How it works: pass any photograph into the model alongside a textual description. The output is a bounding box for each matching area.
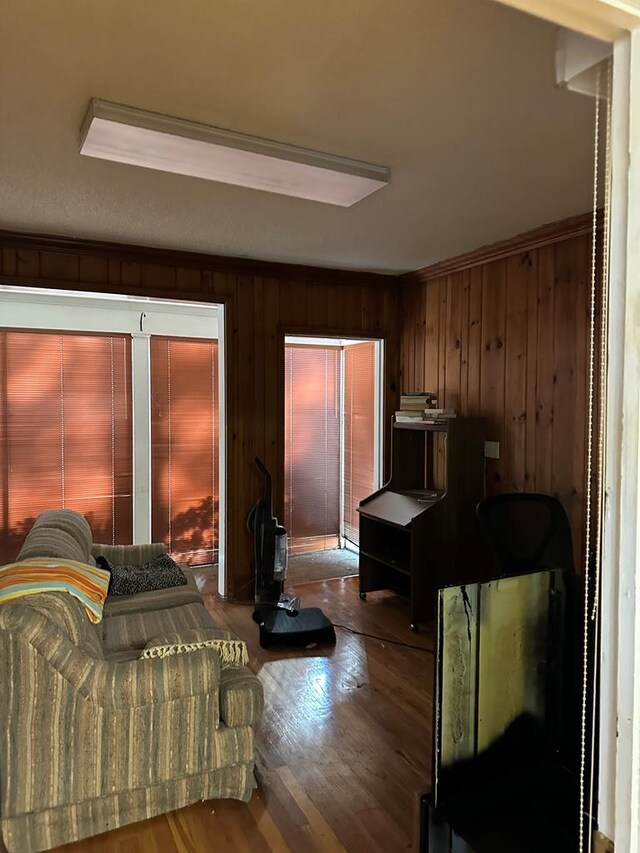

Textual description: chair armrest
[219,665,264,727]
[91,542,167,566]
[10,608,221,710]
[97,648,221,710]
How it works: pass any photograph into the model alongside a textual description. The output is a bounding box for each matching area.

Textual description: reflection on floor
[288,547,359,584]
[192,564,218,596]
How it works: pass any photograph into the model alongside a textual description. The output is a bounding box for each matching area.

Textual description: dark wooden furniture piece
[357,417,485,629]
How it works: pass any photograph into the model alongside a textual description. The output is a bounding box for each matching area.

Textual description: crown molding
[401,212,595,285]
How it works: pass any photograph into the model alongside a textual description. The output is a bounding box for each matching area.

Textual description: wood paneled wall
[0,234,400,600]
[400,220,591,567]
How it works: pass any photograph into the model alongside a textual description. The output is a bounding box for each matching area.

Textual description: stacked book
[395,392,457,424]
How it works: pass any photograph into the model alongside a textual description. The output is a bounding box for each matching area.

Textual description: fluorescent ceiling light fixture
[79,99,390,207]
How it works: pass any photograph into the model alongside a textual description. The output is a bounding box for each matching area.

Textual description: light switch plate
[484,441,500,459]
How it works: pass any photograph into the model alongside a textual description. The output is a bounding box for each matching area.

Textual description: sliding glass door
[0,330,133,562]
[151,337,219,566]
[0,289,223,576]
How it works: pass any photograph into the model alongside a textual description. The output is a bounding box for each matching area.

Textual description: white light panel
[79,99,390,207]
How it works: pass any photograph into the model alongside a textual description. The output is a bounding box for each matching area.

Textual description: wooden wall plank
[535,245,556,494]
[79,256,108,284]
[401,284,416,392]
[503,253,531,492]
[108,258,121,287]
[307,282,330,328]
[552,239,583,566]
[176,267,201,292]
[444,272,463,410]
[383,288,400,482]
[40,252,79,281]
[573,234,590,571]
[326,283,344,331]
[459,270,471,413]
[280,279,309,328]
[524,251,539,491]
[424,277,442,396]
[437,278,447,403]
[122,261,141,289]
[16,249,39,278]
[262,278,282,518]
[2,249,17,277]
[361,285,382,334]
[218,272,240,596]
[253,276,266,484]
[141,263,176,291]
[340,286,364,333]
[466,267,483,417]
[480,260,507,494]
[413,284,426,393]
[234,274,256,599]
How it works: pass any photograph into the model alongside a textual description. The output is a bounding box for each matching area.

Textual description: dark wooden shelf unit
[358,417,486,628]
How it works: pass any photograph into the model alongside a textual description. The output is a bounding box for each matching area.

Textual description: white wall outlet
[484,441,500,459]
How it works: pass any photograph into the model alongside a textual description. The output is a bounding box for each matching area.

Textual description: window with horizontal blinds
[343,341,376,546]
[0,330,133,563]
[284,345,341,553]
[151,337,219,566]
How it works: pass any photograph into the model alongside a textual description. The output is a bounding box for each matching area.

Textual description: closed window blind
[343,341,376,546]
[0,330,133,562]
[150,337,219,566]
[284,345,341,553]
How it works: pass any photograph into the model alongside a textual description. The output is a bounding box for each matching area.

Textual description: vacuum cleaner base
[256,607,337,649]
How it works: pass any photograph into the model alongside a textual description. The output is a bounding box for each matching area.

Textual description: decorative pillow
[108,553,187,596]
[139,637,249,668]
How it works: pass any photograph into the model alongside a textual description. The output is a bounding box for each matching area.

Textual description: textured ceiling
[0,0,594,273]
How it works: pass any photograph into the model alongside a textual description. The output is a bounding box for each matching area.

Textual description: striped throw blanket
[0,558,111,623]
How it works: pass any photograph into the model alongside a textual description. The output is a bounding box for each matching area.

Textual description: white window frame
[0,285,227,592]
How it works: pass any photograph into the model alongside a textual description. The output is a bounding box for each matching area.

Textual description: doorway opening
[284,335,383,584]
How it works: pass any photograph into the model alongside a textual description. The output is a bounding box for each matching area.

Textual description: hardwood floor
[51,578,434,853]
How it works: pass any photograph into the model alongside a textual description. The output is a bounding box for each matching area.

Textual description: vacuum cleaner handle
[254,457,273,516]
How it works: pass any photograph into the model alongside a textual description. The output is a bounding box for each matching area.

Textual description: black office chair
[475,491,581,786]
[476,493,575,576]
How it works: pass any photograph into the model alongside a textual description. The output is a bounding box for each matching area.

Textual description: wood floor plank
[276,767,348,853]
[246,791,292,853]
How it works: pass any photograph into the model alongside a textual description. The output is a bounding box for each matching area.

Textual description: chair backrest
[476,493,575,576]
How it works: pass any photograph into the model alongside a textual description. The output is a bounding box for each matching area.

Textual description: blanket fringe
[141,638,249,667]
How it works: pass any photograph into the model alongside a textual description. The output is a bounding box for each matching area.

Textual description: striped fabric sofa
[0,510,264,853]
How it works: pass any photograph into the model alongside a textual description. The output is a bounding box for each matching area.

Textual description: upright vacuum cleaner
[247,457,336,650]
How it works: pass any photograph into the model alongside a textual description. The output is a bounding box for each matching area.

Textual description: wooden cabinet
[358,417,486,628]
